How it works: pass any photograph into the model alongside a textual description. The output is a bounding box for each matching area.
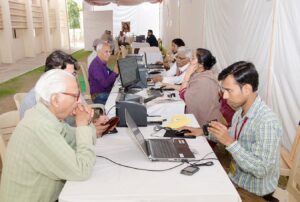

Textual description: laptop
[125,110,195,161]
[144,52,164,69]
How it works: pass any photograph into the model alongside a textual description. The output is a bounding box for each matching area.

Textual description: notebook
[125,110,195,161]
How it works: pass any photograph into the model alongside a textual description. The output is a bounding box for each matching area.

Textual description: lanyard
[234,116,248,140]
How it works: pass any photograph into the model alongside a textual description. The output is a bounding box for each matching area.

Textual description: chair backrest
[13,93,27,110]
[290,123,300,164]
[0,111,20,163]
[286,143,300,201]
[120,45,128,58]
[281,123,300,170]
[80,62,90,96]
[89,104,106,121]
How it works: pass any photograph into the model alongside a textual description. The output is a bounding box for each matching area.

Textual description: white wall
[83,10,113,50]
[12,38,25,61]
[161,0,300,150]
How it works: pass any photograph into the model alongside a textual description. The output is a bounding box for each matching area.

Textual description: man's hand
[151,75,163,83]
[75,103,93,127]
[208,121,234,146]
[94,115,110,137]
[161,83,180,91]
[177,126,203,136]
[113,63,119,74]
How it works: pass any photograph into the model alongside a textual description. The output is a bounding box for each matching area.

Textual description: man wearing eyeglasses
[89,40,119,105]
[151,47,192,85]
[19,50,111,137]
[0,69,97,202]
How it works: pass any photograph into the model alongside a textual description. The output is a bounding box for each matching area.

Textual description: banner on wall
[122,21,130,33]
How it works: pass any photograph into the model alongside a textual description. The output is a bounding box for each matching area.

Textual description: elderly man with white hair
[0,69,97,202]
[151,47,192,85]
[89,40,119,104]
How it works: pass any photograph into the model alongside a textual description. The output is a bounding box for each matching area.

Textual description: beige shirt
[185,70,221,126]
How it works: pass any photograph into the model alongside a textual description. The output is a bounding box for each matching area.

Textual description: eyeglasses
[61,92,80,101]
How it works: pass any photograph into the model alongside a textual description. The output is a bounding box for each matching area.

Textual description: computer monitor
[135,35,145,42]
[117,57,141,91]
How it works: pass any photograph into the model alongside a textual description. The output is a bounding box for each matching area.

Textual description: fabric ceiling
[85,0,162,6]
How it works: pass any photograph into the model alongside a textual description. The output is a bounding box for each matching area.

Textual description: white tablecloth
[59,115,241,202]
[131,42,150,50]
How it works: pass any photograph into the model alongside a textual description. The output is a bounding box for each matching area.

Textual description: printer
[115,92,147,127]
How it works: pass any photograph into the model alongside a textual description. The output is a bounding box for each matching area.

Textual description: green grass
[0,49,91,98]
[0,66,44,98]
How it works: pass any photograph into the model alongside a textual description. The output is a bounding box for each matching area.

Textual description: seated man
[180,61,282,201]
[20,50,110,136]
[152,47,192,85]
[89,40,119,105]
[0,69,97,202]
[101,30,114,54]
[146,29,158,47]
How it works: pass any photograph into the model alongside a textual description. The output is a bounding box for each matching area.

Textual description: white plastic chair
[80,63,92,101]
[0,111,20,168]
[280,123,300,176]
[274,144,300,201]
[13,93,27,110]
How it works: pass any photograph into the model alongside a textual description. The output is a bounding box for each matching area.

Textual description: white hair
[177,46,192,60]
[35,69,75,105]
[96,40,108,52]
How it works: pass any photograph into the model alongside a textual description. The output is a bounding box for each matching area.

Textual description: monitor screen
[117,57,140,89]
[136,35,145,42]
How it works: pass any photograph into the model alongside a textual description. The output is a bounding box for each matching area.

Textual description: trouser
[262,192,279,202]
[92,92,110,105]
[236,186,279,202]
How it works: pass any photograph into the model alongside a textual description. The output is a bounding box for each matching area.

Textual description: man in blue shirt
[181,61,282,201]
[88,40,119,105]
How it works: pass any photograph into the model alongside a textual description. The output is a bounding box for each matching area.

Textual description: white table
[59,115,241,202]
[105,80,185,118]
[131,42,150,50]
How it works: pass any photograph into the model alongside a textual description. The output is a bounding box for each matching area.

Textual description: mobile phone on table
[180,166,199,176]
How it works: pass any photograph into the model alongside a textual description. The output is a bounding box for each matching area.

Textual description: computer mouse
[179,129,192,134]
[174,130,195,139]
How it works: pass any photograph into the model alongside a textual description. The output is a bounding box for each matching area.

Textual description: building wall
[0,0,69,64]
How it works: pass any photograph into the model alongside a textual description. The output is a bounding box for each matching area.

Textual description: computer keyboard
[149,139,178,158]
[148,70,162,75]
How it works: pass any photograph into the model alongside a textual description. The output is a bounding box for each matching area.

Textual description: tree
[67,0,80,29]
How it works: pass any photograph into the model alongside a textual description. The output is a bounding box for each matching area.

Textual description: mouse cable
[96,155,184,172]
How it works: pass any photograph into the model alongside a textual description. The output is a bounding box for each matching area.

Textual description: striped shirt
[0,103,96,202]
[226,95,282,196]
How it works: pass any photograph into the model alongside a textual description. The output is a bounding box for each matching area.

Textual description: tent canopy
[84,0,162,6]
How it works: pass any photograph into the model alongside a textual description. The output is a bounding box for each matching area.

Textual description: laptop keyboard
[148,139,178,158]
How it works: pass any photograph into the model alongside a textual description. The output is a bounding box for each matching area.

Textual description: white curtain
[270,0,300,149]
[90,2,160,38]
[161,0,300,150]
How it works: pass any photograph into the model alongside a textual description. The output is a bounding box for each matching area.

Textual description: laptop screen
[125,110,148,155]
